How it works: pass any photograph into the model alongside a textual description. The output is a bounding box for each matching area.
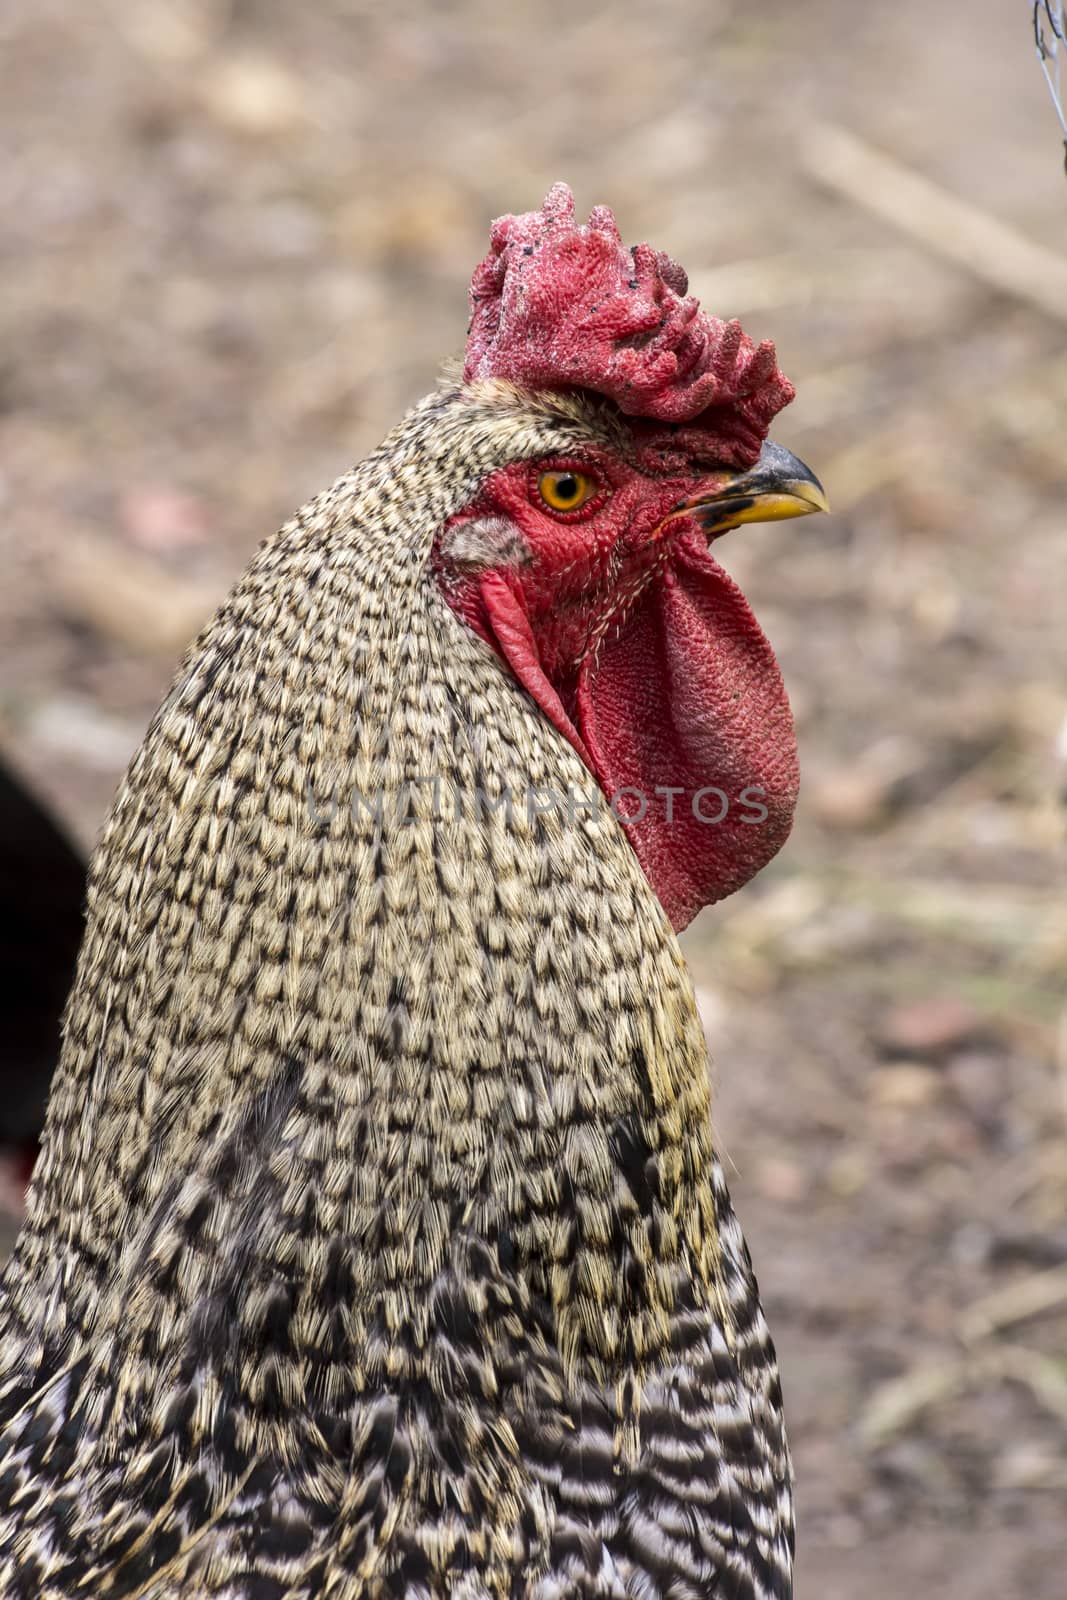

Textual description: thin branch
[801,122,1067,325]
[959,1264,1067,1344]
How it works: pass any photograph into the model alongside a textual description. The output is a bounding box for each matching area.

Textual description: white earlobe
[438,515,532,572]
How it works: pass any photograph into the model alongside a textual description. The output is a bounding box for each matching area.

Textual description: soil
[1,2,1065,1595]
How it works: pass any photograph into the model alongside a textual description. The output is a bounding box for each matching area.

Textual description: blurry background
[1,1,1066,1594]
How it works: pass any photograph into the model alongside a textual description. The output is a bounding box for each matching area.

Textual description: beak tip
[796,479,830,517]
[693,440,829,533]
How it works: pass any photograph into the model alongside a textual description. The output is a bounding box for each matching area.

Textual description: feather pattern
[0,378,792,1598]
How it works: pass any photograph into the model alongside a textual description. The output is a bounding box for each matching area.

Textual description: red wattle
[475,572,591,766]
[473,539,797,931]
[575,532,798,930]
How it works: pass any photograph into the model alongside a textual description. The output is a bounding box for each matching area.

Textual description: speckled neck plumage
[0,381,792,1599]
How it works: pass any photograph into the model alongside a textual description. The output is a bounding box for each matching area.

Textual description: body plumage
[0,190,824,1598]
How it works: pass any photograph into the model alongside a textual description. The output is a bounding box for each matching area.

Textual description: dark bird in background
[0,185,827,1598]
[0,753,84,1206]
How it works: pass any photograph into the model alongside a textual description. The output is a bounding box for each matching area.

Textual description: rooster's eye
[537,469,599,514]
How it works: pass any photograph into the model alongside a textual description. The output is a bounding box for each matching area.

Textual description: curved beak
[689,440,829,536]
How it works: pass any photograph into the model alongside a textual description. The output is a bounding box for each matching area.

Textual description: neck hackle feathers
[464,181,795,466]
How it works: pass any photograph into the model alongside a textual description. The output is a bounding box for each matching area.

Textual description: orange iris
[537,469,599,514]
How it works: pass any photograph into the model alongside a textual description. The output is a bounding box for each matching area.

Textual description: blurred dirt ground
[2,2,1066,1595]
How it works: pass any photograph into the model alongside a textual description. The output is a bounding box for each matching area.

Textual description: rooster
[0,185,826,1599]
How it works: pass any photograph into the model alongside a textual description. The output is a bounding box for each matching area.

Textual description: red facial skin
[434,445,798,932]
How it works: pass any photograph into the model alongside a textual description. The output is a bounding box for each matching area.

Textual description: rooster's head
[434,184,827,931]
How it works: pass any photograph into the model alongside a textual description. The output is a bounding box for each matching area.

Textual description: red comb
[464,183,794,461]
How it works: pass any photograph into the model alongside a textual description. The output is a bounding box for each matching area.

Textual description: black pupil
[554,474,579,502]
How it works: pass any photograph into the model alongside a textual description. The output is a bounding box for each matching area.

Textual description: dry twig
[959,1264,1067,1344]
[858,1359,971,1448]
[802,121,1067,327]
[860,1342,1067,1447]
[51,538,226,656]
